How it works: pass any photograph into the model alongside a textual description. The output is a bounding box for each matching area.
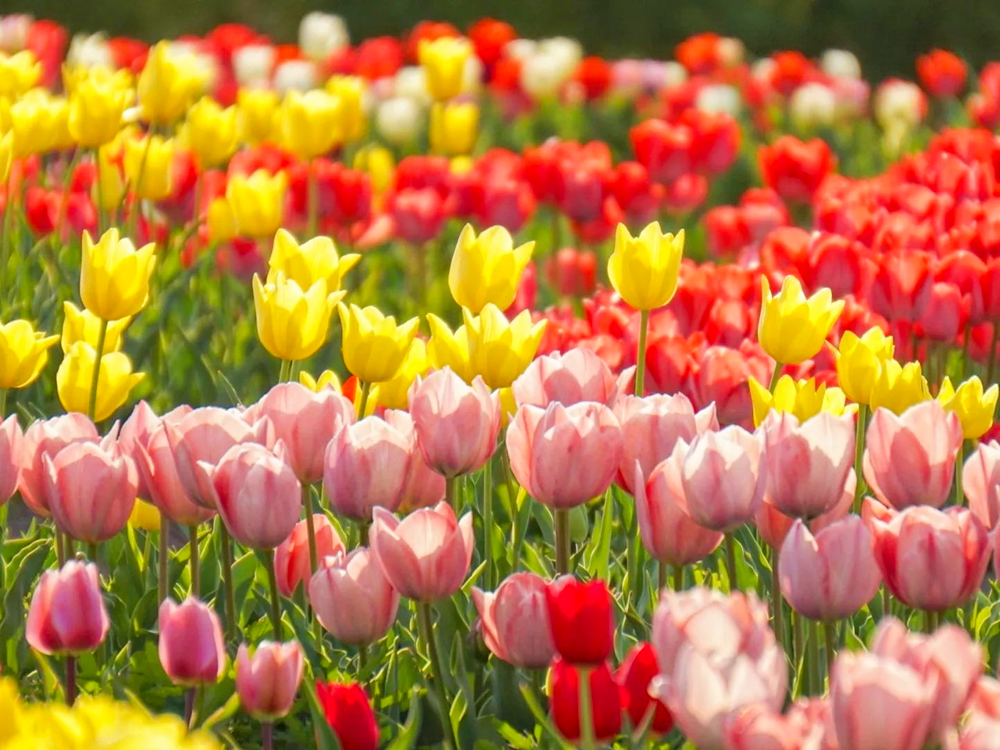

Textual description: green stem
[220,523,237,641]
[417,601,455,750]
[635,309,649,396]
[94,148,105,233]
[357,380,371,418]
[0,173,12,299]
[768,361,784,392]
[358,519,370,547]
[303,486,324,654]
[672,564,684,591]
[578,665,595,750]
[955,442,966,506]
[792,609,804,698]
[482,458,494,590]
[658,560,668,593]
[87,542,98,565]
[445,475,459,511]
[262,722,273,750]
[188,524,200,598]
[359,643,368,673]
[0,388,7,417]
[926,609,940,633]
[86,319,110,421]
[55,528,66,567]
[824,620,838,688]
[158,514,169,603]
[770,545,785,649]
[267,549,282,639]
[853,403,868,514]
[724,533,738,592]
[278,358,292,384]
[554,508,571,575]
[65,656,77,705]
[807,618,821,695]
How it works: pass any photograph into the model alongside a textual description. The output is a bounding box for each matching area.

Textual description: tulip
[274,515,345,598]
[938,376,999,440]
[549,658,623,742]
[680,425,764,532]
[372,338,432,411]
[315,682,380,750]
[308,548,399,646]
[237,88,279,145]
[0,50,40,98]
[429,101,479,157]
[137,42,204,124]
[748,374,849,428]
[758,136,836,203]
[448,224,534,314]
[67,73,130,148]
[507,401,622,510]
[409,367,501,478]
[123,134,175,201]
[835,327,895,405]
[375,97,422,146]
[419,36,471,101]
[617,643,674,735]
[128,499,160,532]
[339,304,420,385]
[300,12,349,60]
[964,441,1000,529]
[80,228,157,322]
[385,409,447,513]
[7,91,71,158]
[514,348,629,410]
[56,342,144,422]
[134,421,215,527]
[184,96,239,168]
[916,48,967,98]
[868,359,931,415]
[425,315,474,383]
[26,560,109,655]
[863,400,963,510]
[369,501,473,602]
[158,597,226,686]
[758,275,844,366]
[722,703,823,750]
[463,305,547,389]
[252,273,344,362]
[0,415,21,505]
[18,413,99,516]
[278,90,342,160]
[93,137,127,211]
[325,76,367,143]
[323,415,413,521]
[44,440,137,543]
[60,302,130,355]
[864,498,990,611]
[545,576,613,666]
[755,470,856,550]
[0,319,59,389]
[227,169,287,238]
[471,572,555,670]
[267,229,360,294]
[235,641,304,721]
[0,131,11,185]
[607,221,685,312]
[299,368,342,393]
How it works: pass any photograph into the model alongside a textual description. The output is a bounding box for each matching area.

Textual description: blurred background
[12,0,1000,81]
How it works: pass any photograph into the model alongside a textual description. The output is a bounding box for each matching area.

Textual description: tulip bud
[158,597,226,686]
[80,227,157,321]
[274,514,344,598]
[471,572,555,670]
[338,304,420,385]
[226,169,287,239]
[315,682,380,750]
[235,640,304,721]
[299,12,349,61]
[309,548,399,646]
[56,341,145,422]
[26,560,109,655]
[448,224,533,314]
[0,319,59,390]
[252,273,343,362]
[545,576,613,666]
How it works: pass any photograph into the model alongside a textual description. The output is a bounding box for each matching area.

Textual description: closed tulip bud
[309,548,399,646]
[325,75,366,143]
[472,572,555,670]
[383,409,446,512]
[868,358,931,415]
[464,305,546,389]
[617,643,674,736]
[137,42,205,124]
[429,101,478,156]
[237,88,279,145]
[315,682,380,750]
[67,73,130,148]
[448,224,534,314]
[836,327,895,405]
[227,169,287,238]
[608,222,685,311]
[546,576,614,665]
[514,348,629,411]
[274,514,344,598]
[549,658,623,742]
[938,376,998,440]
[864,400,963,510]
[748,375,849,428]
[158,597,226,686]
[81,227,156,321]
[235,641,304,721]
[965,441,1000,530]
[0,50,40,98]
[184,96,239,168]
[26,560,108,655]
[253,273,343,362]
[279,90,342,159]
[123,134,175,201]
[0,319,58,389]
[18,413,99,516]
[61,302,129,355]
[56,342,144,422]
[339,304,419,384]
[0,415,20,505]
[267,228,360,293]
[369,501,474,602]
[681,425,764,532]
[758,275,844,365]
[425,315,473,382]
[419,37,472,101]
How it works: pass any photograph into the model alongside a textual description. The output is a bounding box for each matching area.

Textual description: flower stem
[278,358,292,384]
[303,485,324,653]
[184,686,196,727]
[770,545,785,649]
[554,508,571,575]
[86,318,110,421]
[792,609,804,698]
[445,475,459,511]
[635,309,649,396]
[417,601,455,750]
[55,529,66,567]
[357,380,371,418]
[0,388,7,417]
[724,533,738,592]
[853,403,868,514]
[824,620,838,688]
[65,656,77,705]
[578,665,595,750]
[955,443,966,506]
[188,524,200,597]
[672,564,684,591]
[482,458,494,590]
[158,514,169,603]
[267,549,282,639]
[807,618,821,695]
[219,523,237,642]
[658,560,668,593]
[768,361,784,392]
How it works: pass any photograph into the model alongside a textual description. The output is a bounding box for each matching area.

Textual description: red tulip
[274,515,345,598]
[471,571,555,670]
[388,187,448,245]
[549,658,622,742]
[235,640,304,720]
[916,49,967,98]
[309,548,399,646]
[631,119,695,185]
[315,682,380,750]
[867,250,934,324]
[18,413,99,516]
[545,576,613,666]
[616,643,673,734]
[26,560,109,655]
[158,597,227,686]
[758,136,836,203]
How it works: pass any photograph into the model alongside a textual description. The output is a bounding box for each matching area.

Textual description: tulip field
[6,11,1000,750]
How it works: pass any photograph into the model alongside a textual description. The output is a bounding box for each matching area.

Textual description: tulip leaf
[201,692,241,731]
[385,688,422,750]
[517,681,572,749]
[583,491,614,578]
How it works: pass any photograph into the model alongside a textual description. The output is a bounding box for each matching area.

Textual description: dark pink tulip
[18,413,99,516]
[235,640,304,721]
[0,414,22,504]
[633,452,723,567]
[779,517,882,620]
[762,411,855,520]
[964,441,1000,530]
[26,560,109,655]
[308,547,399,646]
[409,368,501,478]
[680,425,764,532]
[323,415,412,521]
[252,382,355,484]
[511,348,632,408]
[471,571,555,670]
[384,409,445,513]
[864,498,990,611]
[134,421,216,527]
[863,401,963,510]
[755,470,855,550]
[369,501,474,602]
[506,401,622,509]
[44,441,137,543]
[615,392,717,494]
[119,400,192,501]
[204,443,302,549]
[274,514,345,598]
[159,597,226,686]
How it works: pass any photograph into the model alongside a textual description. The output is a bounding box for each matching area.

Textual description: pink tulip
[778,517,882,620]
[762,411,855,519]
[159,597,226,686]
[863,401,963,509]
[755,470,855,550]
[119,400,191,501]
[864,498,990,611]
[134,421,216,527]
[506,401,622,509]
[384,409,445,513]
[44,440,137,543]
[274,515,345,598]
[680,426,764,532]
[830,650,936,750]
[964,441,1000,530]
[723,703,818,750]
[633,451,723,567]
[511,348,631,408]
[409,367,501,478]
[957,677,1000,749]
[204,443,302,549]
[308,547,399,645]
[471,572,555,670]
[615,392,717,493]
[252,382,355,484]
[26,560,109,655]
[235,640,304,721]
[369,501,474,602]
[18,413,99,516]
[0,414,21,504]
[323,415,412,521]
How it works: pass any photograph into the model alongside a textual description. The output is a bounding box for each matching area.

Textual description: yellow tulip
[137,42,205,124]
[67,73,131,148]
[325,75,367,143]
[748,374,850,427]
[425,314,474,382]
[299,369,343,392]
[375,338,431,409]
[206,197,238,243]
[62,65,133,97]
[57,341,144,422]
[92,135,128,212]
[418,37,472,101]
[267,228,360,291]
[758,275,845,365]
[226,169,287,238]
[123,134,175,201]
[8,90,70,157]
[463,304,547,389]
[237,88,279,145]
[835,327,895,405]
[0,51,40,98]
[353,145,395,197]
[0,320,58,389]
[129,499,161,532]
[938,376,999,440]
[81,228,157,321]
[184,96,239,168]
[868,359,931,415]
[0,131,11,185]
[61,302,130,354]
[339,304,420,384]
[608,222,685,311]
[448,223,533,313]
[252,272,343,361]
[429,101,479,156]
[278,89,343,159]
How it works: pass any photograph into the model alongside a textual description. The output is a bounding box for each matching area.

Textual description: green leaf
[385,688,423,750]
[201,692,241,730]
